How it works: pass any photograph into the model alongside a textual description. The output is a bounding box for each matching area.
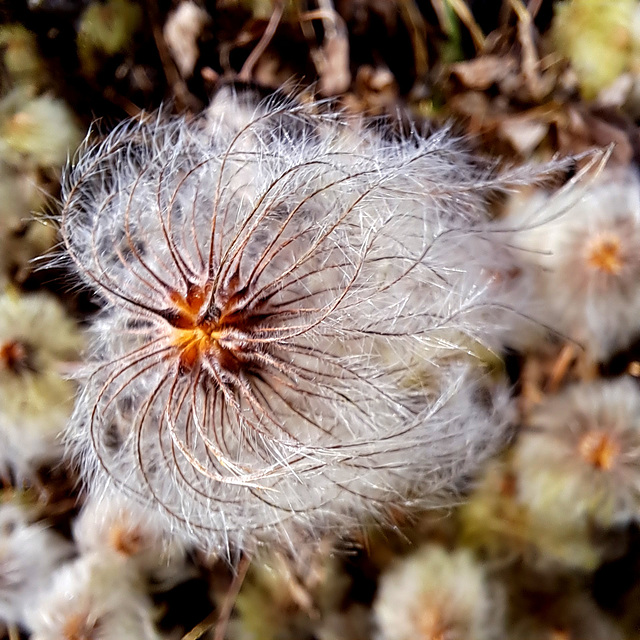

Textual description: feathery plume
[61,88,544,555]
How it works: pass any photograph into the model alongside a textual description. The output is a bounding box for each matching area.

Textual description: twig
[546,343,576,392]
[238,1,285,82]
[102,86,142,117]
[397,0,429,79]
[299,0,351,95]
[181,553,251,640]
[509,0,545,101]
[214,553,252,640]
[527,0,543,18]
[182,609,218,640]
[438,0,485,51]
[143,0,199,112]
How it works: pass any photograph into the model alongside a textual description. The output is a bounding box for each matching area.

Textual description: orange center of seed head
[0,340,29,374]
[108,521,145,556]
[413,604,449,640]
[6,111,34,138]
[61,612,96,640]
[586,233,623,275]
[578,430,619,471]
[167,283,248,372]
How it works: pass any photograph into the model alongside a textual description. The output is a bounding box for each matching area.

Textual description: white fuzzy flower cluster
[0,494,183,639]
[462,376,640,572]
[374,544,504,640]
[61,87,548,555]
[0,501,71,628]
[516,377,640,529]
[504,166,640,359]
[27,553,163,640]
[74,493,190,588]
[0,291,84,482]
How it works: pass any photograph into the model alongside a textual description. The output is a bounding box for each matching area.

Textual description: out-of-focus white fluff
[0,164,52,287]
[373,544,504,640]
[73,493,189,587]
[60,87,549,556]
[509,593,625,640]
[25,553,163,640]
[460,458,604,571]
[504,166,640,359]
[0,501,72,627]
[0,90,82,168]
[0,291,84,481]
[515,377,640,529]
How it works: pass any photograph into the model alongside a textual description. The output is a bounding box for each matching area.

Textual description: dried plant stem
[398,0,429,78]
[238,0,285,81]
[181,553,251,640]
[446,0,485,50]
[214,553,252,640]
[431,0,485,51]
[182,610,219,640]
[546,343,576,393]
[143,0,199,111]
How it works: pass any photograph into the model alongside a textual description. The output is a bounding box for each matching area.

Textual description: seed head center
[0,339,32,374]
[173,322,226,369]
[108,521,145,556]
[6,111,34,136]
[586,234,623,275]
[578,429,619,471]
[61,612,96,640]
[166,285,250,372]
[413,605,448,640]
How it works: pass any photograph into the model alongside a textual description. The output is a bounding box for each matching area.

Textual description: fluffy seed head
[552,0,638,99]
[0,291,84,481]
[505,166,640,358]
[514,377,640,529]
[0,24,43,85]
[374,544,504,640]
[25,553,162,640]
[509,594,625,640]
[61,89,537,555]
[0,91,82,169]
[73,493,188,586]
[459,458,603,571]
[0,501,72,627]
